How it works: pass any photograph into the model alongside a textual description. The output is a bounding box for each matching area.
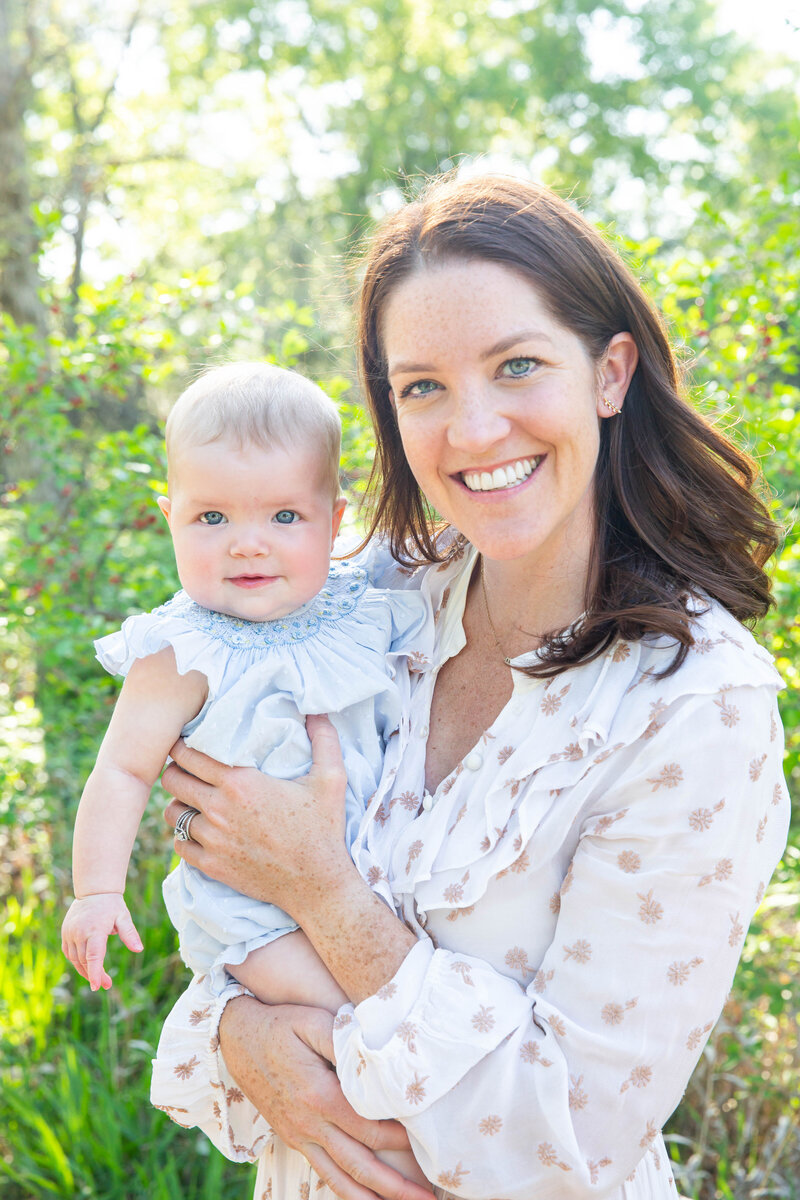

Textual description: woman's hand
[220,997,433,1200]
[163,712,417,1003]
[161,714,352,917]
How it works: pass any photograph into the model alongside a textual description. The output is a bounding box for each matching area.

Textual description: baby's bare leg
[227,931,430,1187]
[227,928,348,1012]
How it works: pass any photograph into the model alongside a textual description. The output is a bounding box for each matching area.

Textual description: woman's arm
[163,714,418,1003]
[162,688,788,1196]
[220,998,430,1198]
[150,973,434,1200]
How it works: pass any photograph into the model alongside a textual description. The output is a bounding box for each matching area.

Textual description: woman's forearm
[290,859,418,1006]
[163,722,418,1006]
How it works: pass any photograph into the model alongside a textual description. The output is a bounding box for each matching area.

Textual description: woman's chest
[375,684,592,984]
[403,846,571,987]
[424,639,514,792]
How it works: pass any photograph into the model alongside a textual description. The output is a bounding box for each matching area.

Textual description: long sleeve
[333,681,789,1198]
[150,974,272,1163]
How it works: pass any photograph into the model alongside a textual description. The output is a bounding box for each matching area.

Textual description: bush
[1,207,798,1196]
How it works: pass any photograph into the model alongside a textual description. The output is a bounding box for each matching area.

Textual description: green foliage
[0,311,176,841]
[0,860,255,1199]
[1,5,798,1188]
[651,187,800,804]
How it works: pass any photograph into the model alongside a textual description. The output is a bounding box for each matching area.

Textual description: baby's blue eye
[274,510,299,525]
[199,511,226,525]
[502,357,536,378]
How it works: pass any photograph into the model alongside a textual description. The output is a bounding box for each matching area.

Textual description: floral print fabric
[150,539,789,1200]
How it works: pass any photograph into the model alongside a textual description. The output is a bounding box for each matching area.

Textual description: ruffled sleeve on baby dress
[94,589,260,702]
[94,564,431,718]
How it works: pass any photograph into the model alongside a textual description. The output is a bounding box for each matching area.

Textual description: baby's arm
[62,647,207,990]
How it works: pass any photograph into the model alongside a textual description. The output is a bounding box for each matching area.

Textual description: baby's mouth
[460,455,542,493]
[229,575,276,587]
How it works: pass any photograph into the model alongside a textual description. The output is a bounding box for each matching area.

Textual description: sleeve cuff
[150,973,273,1163]
[334,940,531,1118]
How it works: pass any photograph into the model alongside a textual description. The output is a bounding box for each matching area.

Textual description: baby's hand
[61,893,143,991]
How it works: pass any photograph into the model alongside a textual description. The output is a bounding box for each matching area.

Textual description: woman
[150,175,788,1200]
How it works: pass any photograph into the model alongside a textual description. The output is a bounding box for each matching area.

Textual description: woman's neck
[474,544,591,658]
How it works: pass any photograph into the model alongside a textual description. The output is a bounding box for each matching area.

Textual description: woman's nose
[445,388,512,452]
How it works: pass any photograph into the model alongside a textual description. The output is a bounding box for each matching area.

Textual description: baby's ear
[331,497,347,545]
[156,494,172,526]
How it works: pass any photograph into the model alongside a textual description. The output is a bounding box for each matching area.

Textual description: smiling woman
[380,260,638,650]
[358,176,778,677]
[149,175,788,1200]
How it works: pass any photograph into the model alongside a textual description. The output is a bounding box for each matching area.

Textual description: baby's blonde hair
[165,362,342,499]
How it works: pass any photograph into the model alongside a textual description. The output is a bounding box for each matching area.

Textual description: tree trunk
[0,0,47,332]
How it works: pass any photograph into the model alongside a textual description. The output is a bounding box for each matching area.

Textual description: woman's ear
[596,332,638,419]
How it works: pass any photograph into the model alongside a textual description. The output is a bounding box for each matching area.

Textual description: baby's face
[157,438,345,621]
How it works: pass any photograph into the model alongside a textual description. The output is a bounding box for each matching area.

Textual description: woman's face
[382,258,632,575]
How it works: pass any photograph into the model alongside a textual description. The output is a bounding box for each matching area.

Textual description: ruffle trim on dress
[353,559,784,921]
[95,562,433,710]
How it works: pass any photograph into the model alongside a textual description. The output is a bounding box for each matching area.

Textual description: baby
[61,362,430,1185]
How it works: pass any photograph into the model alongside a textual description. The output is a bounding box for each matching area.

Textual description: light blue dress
[95,561,432,993]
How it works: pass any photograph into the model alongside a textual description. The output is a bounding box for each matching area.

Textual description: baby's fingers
[115,910,144,954]
[63,936,90,983]
[85,931,112,991]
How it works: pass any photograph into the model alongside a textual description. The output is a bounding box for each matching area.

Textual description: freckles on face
[380,258,604,569]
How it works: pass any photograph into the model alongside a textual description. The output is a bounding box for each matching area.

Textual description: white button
[419,725,429,738]
[464,751,483,771]
[422,793,434,812]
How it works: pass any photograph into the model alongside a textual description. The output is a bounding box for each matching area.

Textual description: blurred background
[1,0,798,1195]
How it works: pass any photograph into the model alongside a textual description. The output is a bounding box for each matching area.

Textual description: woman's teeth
[461,456,541,492]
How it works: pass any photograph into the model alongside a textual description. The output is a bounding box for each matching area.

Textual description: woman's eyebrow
[388,330,556,376]
[479,330,556,360]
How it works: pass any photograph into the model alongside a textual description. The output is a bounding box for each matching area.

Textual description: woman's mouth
[460,455,542,493]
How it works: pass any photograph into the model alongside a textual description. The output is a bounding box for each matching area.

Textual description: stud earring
[602,396,622,415]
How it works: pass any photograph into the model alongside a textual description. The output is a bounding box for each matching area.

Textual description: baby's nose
[230,526,270,556]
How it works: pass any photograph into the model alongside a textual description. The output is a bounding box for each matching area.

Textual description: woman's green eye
[401,379,439,399]
[504,357,535,377]
[199,511,226,525]
[275,510,299,525]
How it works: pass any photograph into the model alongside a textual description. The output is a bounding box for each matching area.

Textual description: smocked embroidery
[154,562,369,649]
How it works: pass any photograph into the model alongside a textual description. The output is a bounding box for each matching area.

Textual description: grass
[0,826,256,1200]
[665,852,800,1198]
[1,769,798,1199]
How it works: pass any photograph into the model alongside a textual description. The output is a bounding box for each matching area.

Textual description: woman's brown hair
[355,173,780,677]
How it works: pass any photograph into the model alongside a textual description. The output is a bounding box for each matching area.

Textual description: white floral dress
[96,560,431,992]
[150,540,789,1200]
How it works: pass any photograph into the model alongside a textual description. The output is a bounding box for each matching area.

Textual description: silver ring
[174,807,200,843]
